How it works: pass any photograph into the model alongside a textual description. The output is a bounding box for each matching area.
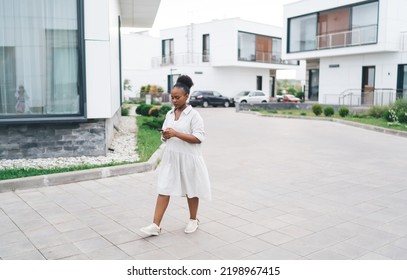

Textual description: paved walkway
[1,108,407,260]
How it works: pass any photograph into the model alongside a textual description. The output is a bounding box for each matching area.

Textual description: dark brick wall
[0,120,107,159]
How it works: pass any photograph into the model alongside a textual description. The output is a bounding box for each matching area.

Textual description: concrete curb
[242,110,407,139]
[0,144,165,193]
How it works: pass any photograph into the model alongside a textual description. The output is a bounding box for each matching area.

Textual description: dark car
[189,90,231,108]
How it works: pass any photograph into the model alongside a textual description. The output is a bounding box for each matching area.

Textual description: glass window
[238,32,255,61]
[202,34,210,62]
[288,14,317,52]
[238,32,283,63]
[256,36,272,62]
[162,39,174,64]
[0,0,81,117]
[272,38,282,62]
[351,2,378,45]
[318,8,350,48]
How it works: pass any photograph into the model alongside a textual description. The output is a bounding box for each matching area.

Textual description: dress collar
[170,105,192,115]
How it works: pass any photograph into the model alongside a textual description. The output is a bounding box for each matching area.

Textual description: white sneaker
[140,223,161,236]
[184,219,199,234]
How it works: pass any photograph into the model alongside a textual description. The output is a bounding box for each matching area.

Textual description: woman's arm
[162,128,201,144]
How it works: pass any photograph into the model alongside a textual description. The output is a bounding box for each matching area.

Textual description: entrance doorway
[269,76,275,98]
[362,66,375,105]
[308,69,319,101]
[397,64,407,99]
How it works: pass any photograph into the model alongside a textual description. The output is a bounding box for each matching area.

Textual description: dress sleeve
[161,111,171,142]
[191,111,205,142]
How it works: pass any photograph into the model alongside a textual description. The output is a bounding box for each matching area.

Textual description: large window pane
[162,39,174,64]
[256,36,272,62]
[238,32,255,61]
[0,0,80,117]
[202,34,210,62]
[351,2,378,45]
[238,32,283,63]
[289,14,317,52]
[318,8,350,48]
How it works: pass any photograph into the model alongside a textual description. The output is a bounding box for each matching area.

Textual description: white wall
[85,0,122,119]
[319,52,407,103]
[283,0,407,60]
[122,18,304,99]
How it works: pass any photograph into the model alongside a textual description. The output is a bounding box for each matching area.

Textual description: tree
[123,79,132,91]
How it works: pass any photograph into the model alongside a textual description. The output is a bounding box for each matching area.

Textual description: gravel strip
[0,116,139,170]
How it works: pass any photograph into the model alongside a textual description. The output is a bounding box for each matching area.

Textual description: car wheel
[240,100,247,103]
[224,101,230,107]
[261,100,267,103]
[203,101,209,108]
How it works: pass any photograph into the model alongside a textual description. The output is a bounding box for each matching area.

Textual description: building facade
[122,18,303,100]
[283,0,407,106]
[0,0,160,159]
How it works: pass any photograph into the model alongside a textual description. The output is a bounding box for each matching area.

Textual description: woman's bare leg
[187,196,199,220]
[153,194,170,226]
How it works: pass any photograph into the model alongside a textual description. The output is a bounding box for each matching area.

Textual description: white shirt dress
[157,106,211,199]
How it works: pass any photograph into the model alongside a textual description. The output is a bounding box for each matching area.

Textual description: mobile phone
[157,128,163,132]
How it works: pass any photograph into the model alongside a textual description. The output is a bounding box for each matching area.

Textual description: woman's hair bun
[176,75,194,89]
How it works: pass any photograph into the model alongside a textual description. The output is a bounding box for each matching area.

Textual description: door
[270,77,275,98]
[308,69,319,101]
[397,64,407,99]
[362,66,375,105]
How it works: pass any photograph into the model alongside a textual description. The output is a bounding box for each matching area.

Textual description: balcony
[238,51,298,65]
[151,53,210,68]
[317,25,378,50]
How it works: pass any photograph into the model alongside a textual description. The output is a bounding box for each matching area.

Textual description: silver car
[232,90,268,104]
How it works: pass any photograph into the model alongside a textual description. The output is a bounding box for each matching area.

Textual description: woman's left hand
[163,128,177,139]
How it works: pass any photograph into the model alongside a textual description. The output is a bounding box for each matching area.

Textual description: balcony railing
[153,52,299,67]
[254,52,299,65]
[317,25,378,50]
[152,53,210,68]
[323,88,399,106]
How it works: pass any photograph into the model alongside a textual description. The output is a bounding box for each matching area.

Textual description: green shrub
[312,104,323,116]
[121,106,129,116]
[338,107,349,117]
[397,111,407,123]
[148,106,160,117]
[351,113,367,118]
[393,99,407,123]
[142,116,165,130]
[323,106,335,117]
[136,104,153,116]
[287,87,296,95]
[300,112,306,116]
[159,105,172,116]
[295,92,304,101]
[367,105,389,118]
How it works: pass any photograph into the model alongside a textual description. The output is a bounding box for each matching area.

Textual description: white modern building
[283,0,407,106]
[122,18,304,100]
[0,0,161,159]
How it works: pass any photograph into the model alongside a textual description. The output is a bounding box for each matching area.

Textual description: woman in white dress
[141,75,211,236]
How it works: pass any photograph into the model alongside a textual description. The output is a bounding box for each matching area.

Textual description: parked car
[189,90,231,108]
[283,94,301,103]
[231,90,268,104]
[275,95,284,102]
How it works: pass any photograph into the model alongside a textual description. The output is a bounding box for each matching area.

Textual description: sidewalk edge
[0,144,165,193]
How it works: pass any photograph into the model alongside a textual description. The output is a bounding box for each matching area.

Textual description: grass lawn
[254,109,407,132]
[0,116,163,181]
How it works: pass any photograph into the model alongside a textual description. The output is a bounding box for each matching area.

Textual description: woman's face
[171,87,188,109]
